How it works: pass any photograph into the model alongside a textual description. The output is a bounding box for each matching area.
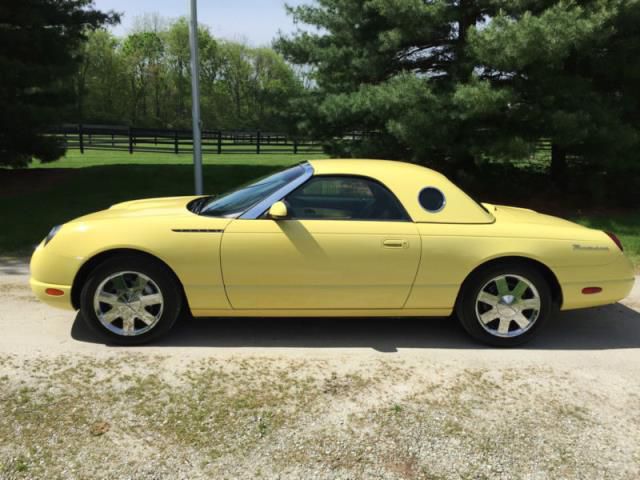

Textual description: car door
[220,175,421,310]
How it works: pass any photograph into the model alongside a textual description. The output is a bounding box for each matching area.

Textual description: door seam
[218,231,234,309]
[401,230,423,308]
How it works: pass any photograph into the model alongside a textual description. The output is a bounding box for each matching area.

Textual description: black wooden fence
[50,124,327,155]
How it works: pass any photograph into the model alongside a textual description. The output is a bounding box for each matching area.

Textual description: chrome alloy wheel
[93,271,164,336]
[474,274,541,338]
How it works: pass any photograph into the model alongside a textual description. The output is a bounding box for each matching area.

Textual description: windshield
[196,165,306,218]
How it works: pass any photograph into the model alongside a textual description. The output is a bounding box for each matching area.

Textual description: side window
[284,176,409,221]
[418,187,446,213]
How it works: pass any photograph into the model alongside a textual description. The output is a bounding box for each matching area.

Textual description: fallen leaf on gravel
[90,421,110,436]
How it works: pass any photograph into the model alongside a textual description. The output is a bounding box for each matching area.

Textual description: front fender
[31,215,233,312]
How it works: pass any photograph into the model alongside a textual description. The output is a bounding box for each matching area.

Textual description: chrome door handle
[382,239,408,248]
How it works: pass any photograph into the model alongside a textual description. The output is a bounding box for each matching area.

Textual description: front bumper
[29,278,74,310]
[30,240,81,311]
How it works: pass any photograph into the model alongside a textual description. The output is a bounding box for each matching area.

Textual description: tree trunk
[457,151,476,172]
[441,151,476,180]
[155,73,161,123]
[551,143,568,187]
[76,81,85,123]
[453,0,478,82]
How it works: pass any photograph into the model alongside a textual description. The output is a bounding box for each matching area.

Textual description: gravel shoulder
[1,257,640,479]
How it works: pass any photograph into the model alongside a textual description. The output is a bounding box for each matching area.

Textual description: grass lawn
[3,149,323,252]
[30,147,319,168]
[1,149,638,270]
[1,164,289,252]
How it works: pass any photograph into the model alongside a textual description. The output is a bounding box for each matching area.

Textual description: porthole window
[419,187,446,213]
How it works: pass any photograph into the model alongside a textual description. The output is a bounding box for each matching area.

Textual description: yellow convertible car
[30,159,634,346]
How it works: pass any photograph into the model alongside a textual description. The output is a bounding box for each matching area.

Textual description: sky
[93,0,310,46]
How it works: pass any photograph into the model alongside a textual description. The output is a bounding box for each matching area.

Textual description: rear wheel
[456,263,553,347]
[80,256,182,345]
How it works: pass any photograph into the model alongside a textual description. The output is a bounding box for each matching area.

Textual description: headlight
[44,225,62,246]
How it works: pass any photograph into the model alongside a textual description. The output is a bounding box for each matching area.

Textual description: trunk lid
[482,203,586,229]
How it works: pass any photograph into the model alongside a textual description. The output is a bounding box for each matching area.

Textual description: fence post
[293,139,298,154]
[256,130,261,154]
[79,124,84,154]
[174,130,179,154]
[128,127,133,154]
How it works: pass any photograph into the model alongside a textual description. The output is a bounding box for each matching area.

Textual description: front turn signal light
[45,288,65,296]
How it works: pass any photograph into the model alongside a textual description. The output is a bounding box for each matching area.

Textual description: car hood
[109,196,200,212]
[482,203,586,229]
[70,196,201,223]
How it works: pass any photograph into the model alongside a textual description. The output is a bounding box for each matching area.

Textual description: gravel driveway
[1,257,639,479]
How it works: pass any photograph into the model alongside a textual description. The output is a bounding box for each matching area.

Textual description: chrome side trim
[239,162,314,219]
[172,229,224,233]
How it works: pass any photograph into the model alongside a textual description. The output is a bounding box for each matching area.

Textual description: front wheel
[455,263,554,347]
[80,256,182,345]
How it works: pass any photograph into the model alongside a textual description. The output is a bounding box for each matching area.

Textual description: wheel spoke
[132,275,149,294]
[495,276,510,296]
[497,318,511,335]
[101,308,121,325]
[477,291,499,307]
[122,314,136,335]
[511,280,529,300]
[512,312,531,329]
[97,292,119,306]
[111,274,128,293]
[137,310,157,326]
[518,298,540,311]
[479,308,498,325]
[140,293,162,307]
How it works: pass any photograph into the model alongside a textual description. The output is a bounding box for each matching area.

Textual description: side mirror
[268,201,288,219]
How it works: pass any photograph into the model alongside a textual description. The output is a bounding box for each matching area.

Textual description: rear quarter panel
[404,222,634,311]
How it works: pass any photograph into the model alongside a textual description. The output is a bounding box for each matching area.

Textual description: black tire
[80,255,182,345]
[455,262,554,347]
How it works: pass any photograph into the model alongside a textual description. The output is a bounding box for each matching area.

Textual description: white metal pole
[189,0,203,195]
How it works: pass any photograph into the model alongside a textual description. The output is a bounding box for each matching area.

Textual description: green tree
[70,16,304,133]
[164,18,221,128]
[122,31,165,125]
[0,0,118,167]
[75,29,128,124]
[192,23,223,129]
[219,42,254,127]
[164,18,195,127]
[276,0,505,172]
[470,0,640,185]
[277,0,640,182]
[249,48,303,131]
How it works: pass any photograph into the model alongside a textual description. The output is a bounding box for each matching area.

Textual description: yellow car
[30,159,635,346]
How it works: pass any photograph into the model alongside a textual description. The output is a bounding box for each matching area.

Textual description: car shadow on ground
[70,302,640,351]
